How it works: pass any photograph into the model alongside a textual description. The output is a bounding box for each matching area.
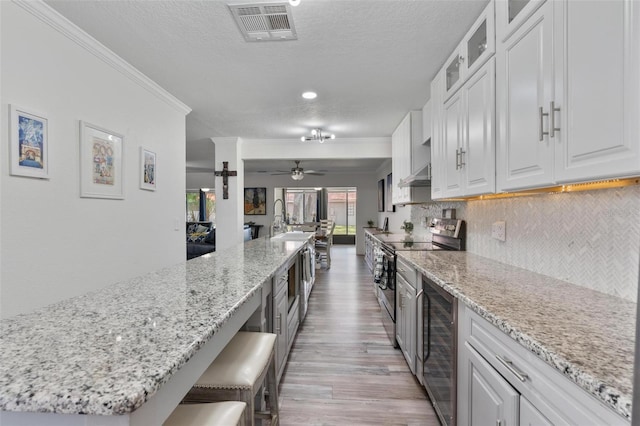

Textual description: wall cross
[214,161,237,199]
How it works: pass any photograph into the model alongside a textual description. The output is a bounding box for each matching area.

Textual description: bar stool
[183,332,279,426]
[164,401,246,425]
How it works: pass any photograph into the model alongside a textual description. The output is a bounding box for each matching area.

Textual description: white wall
[0,2,189,318]
[244,171,377,255]
[186,172,214,190]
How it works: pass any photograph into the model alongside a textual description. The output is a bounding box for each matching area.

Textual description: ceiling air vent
[229,3,298,42]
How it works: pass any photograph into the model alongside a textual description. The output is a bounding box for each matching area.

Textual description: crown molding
[13,0,192,115]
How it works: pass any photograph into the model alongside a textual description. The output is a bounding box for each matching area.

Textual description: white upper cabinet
[430,72,445,200]
[497,0,640,192]
[391,111,423,205]
[462,58,496,196]
[496,0,547,43]
[496,0,555,191]
[553,0,640,183]
[444,1,496,101]
[432,1,497,200]
[439,59,496,199]
[422,100,432,145]
[443,88,465,197]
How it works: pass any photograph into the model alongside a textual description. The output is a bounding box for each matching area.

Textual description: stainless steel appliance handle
[415,289,424,362]
[495,355,529,382]
[550,101,561,137]
[539,106,549,141]
[424,292,431,361]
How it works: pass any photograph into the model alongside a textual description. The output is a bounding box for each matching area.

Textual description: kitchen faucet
[271,198,287,236]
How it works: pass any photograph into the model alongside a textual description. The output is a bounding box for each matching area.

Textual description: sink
[271,232,314,241]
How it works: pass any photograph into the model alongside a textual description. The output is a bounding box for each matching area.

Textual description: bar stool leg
[267,353,279,426]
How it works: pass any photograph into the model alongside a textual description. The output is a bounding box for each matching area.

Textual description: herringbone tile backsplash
[411,186,640,302]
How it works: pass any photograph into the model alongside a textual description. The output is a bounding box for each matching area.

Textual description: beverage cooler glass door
[423,277,457,426]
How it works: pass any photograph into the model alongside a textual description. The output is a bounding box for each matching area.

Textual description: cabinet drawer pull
[550,101,561,137]
[538,106,549,142]
[496,355,529,382]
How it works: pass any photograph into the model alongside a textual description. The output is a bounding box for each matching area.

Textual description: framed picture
[10,105,49,179]
[244,187,266,215]
[377,179,385,212]
[79,121,124,199]
[386,173,395,212]
[139,147,156,191]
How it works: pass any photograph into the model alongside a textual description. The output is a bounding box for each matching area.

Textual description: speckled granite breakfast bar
[0,237,307,416]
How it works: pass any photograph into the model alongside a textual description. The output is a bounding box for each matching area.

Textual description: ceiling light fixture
[289,0,301,6]
[302,91,317,99]
[291,170,304,180]
[301,128,335,143]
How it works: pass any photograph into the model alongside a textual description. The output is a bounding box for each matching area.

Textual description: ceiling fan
[271,160,325,180]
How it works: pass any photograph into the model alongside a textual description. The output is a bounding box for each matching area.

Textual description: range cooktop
[379,218,465,252]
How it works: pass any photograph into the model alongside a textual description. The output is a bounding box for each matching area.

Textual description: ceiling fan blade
[304,171,325,176]
[270,172,292,175]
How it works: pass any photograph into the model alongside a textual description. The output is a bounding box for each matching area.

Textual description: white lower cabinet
[461,341,519,426]
[396,256,417,375]
[274,280,288,381]
[520,396,552,426]
[396,274,416,374]
[457,303,629,426]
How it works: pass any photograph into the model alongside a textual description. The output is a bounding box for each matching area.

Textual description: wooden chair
[182,332,279,426]
[164,401,246,425]
[315,220,335,269]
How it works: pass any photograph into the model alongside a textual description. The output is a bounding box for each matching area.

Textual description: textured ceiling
[45,0,489,144]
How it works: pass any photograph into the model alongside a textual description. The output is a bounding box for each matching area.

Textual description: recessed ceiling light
[302,91,317,100]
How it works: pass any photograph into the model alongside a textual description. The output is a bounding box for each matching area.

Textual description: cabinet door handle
[539,106,549,142]
[496,355,529,382]
[415,289,424,362]
[455,148,461,170]
[459,149,466,168]
[550,101,561,137]
[276,314,282,334]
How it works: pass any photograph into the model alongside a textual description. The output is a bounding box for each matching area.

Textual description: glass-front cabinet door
[496,0,547,42]
[443,0,495,100]
[464,1,495,82]
[445,53,462,94]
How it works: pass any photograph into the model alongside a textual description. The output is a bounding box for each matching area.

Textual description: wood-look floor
[278,246,439,426]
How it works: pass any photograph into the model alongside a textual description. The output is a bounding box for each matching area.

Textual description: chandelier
[301,128,335,143]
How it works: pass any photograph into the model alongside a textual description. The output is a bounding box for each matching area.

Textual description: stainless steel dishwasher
[422,276,457,426]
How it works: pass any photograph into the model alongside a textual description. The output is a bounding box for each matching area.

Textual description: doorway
[282,187,357,245]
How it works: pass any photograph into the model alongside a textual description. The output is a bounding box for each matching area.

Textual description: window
[284,188,318,224]
[186,190,216,223]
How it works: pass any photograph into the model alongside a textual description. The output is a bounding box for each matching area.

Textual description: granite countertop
[0,236,307,416]
[399,250,636,421]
